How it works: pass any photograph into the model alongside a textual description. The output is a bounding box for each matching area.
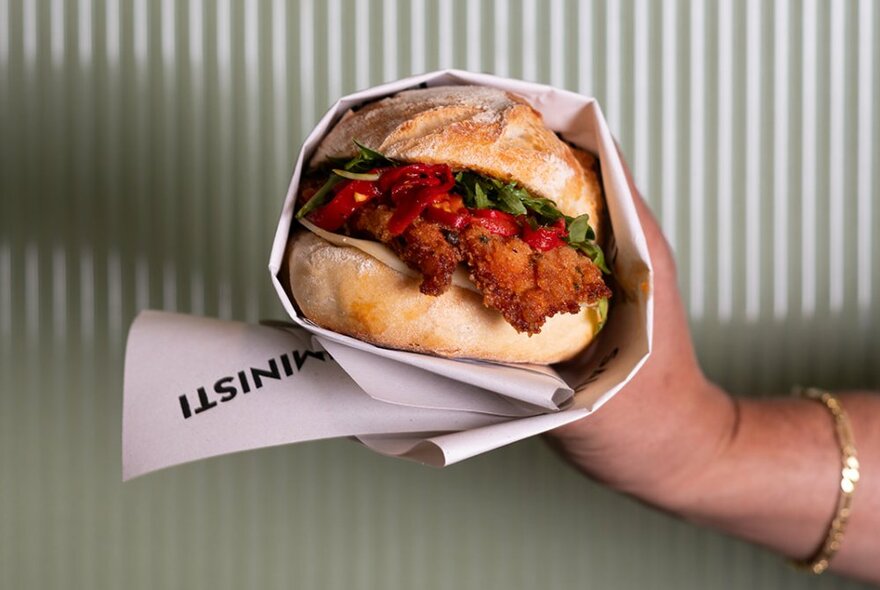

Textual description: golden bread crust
[288,85,607,363]
[288,231,598,364]
[569,147,607,245]
[311,86,603,228]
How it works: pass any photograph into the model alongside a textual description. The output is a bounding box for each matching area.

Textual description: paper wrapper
[122,70,653,481]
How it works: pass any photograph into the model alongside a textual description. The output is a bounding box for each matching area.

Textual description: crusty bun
[288,85,607,364]
[311,86,605,240]
[288,231,600,363]
[569,147,606,244]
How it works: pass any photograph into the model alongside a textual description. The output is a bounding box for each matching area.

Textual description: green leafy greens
[294,175,343,220]
[296,142,610,274]
[337,140,395,172]
[295,140,395,219]
[454,171,609,273]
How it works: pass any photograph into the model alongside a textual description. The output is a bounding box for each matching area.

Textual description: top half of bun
[310,85,606,242]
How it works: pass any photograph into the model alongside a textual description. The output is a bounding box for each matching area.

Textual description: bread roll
[287,85,607,364]
[311,86,604,239]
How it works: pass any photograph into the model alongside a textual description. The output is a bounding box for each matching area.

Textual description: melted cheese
[298,219,603,317]
[298,219,480,293]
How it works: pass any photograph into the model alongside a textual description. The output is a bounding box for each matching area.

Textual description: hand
[546,151,737,508]
[546,150,880,584]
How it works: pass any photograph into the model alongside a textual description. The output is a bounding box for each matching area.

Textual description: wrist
[653,394,843,559]
[626,377,739,512]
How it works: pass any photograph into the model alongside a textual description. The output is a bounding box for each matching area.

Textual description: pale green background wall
[1,0,878,588]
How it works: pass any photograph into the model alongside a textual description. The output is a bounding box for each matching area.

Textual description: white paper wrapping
[122,70,653,480]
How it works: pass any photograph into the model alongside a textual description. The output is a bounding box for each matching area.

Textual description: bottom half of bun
[286,230,601,364]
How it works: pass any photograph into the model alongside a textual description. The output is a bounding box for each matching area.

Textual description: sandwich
[285,85,612,364]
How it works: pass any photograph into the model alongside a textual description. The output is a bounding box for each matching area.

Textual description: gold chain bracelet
[791,387,860,575]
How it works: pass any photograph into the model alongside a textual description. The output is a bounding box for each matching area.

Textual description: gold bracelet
[791,387,860,575]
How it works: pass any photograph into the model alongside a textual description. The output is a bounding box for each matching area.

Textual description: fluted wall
[1,1,878,588]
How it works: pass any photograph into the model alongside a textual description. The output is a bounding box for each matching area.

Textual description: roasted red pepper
[377,163,443,193]
[387,186,449,235]
[425,207,470,229]
[308,179,382,230]
[385,164,455,236]
[309,162,574,251]
[470,208,521,237]
[521,219,568,251]
[424,194,470,229]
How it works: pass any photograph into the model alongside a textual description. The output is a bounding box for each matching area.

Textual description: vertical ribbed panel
[0,1,878,588]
